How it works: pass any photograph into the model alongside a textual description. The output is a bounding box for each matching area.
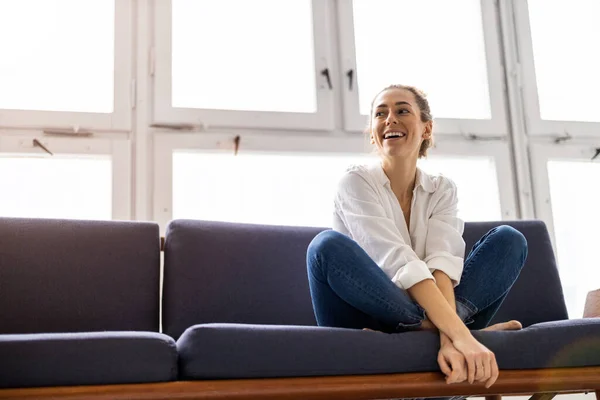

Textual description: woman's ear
[423,121,433,139]
[370,135,375,144]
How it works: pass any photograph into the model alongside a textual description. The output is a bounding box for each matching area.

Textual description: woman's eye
[375,111,384,117]
[397,109,409,115]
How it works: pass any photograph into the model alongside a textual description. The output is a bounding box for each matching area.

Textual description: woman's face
[370,88,432,160]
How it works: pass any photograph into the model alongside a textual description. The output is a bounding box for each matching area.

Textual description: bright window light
[548,160,600,317]
[352,0,491,120]
[173,152,502,227]
[172,0,317,113]
[0,0,114,113]
[0,155,112,220]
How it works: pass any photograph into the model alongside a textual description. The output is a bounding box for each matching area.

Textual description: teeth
[384,132,405,139]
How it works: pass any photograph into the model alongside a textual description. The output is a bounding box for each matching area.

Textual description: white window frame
[153,132,517,231]
[0,133,131,220]
[513,0,600,137]
[337,0,509,136]
[0,1,133,132]
[530,142,600,250]
[152,0,335,131]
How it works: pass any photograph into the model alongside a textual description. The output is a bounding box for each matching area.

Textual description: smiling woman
[368,84,434,160]
[306,84,528,392]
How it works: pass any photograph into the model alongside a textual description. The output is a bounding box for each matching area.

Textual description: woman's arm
[407,279,467,340]
[433,270,457,345]
[408,279,499,388]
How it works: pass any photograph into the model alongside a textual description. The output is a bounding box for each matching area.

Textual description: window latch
[592,148,600,161]
[321,68,333,90]
[346,69,354,91]
[33,139,53,156]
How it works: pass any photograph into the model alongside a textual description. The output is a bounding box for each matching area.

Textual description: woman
[306,84,528,388]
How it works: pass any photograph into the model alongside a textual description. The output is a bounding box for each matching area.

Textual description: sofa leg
[529,393,557,400]
[596,390,599,400]
[486,396,501,400]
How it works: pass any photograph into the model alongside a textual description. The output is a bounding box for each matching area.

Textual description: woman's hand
[438,342,467,384]
[451,334,499,388]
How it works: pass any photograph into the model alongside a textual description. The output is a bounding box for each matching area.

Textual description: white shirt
[333,163,466,290]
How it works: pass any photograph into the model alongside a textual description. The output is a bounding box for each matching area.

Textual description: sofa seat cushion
[0,332,177,388]
[177,319,600,379]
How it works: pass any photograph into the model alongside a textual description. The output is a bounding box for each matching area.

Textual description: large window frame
[337,0,509,136]
[0,134,131,220]
[0,1,134,132]
[530,141,600,318]
[530,141,600,249]
[152,0,335,131]
[513,0,600,137]
[153,132,517,231]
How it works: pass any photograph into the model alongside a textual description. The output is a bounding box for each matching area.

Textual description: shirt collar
[370,162,435,193]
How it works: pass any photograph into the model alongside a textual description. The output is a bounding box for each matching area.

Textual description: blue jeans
[306,226,528,333]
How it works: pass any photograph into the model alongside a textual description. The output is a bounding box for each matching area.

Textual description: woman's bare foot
[482,320,522,331]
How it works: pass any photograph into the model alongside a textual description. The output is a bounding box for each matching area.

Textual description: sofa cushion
[464,221,569,326]
[177,319,600,379]
[163,220,567,340]
[0,217,161,333]
[0,332,177,388]
[163,219,324,339]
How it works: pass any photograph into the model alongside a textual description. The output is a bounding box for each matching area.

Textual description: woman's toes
[482,320,523,331]
[507,320,523,330]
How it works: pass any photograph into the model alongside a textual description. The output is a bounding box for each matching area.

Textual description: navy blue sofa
[1,217,599,399]
[0,218,177,389]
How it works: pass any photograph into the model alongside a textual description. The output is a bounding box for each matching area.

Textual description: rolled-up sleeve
[334,171,434,290]
[424,177,466,287]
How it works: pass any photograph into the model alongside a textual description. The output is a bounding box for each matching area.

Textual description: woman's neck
[381,157,418,200]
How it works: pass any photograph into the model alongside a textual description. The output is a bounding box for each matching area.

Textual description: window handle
[321,68,333,90]
[33,138,53,156]
[592,148,600,161]
[347,69,354,91]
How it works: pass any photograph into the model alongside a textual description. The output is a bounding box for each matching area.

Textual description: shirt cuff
[426,256,464,287]
[392,259,435,290]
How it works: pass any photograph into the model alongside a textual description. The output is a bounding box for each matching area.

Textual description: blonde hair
[368,84,434,158]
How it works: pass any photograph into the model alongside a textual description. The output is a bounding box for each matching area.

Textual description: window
[154,0,334,130]
[547,160,600,318]
[170,152,503,227]
[172,151,373,227]
[0,0,132,130]
[514,0,600,136]
[0,156,112,220]
[0,136,131,220]
[527,0,600,123]
[338,0,508,135]
[418,156,502,222]
[530,144,600,318]
[153,132,513,230]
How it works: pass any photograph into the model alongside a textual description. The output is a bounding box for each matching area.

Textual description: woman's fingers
[466,354,476,384]
[474,358,486,381]
[438,354,452,377]
[486,354,500,388]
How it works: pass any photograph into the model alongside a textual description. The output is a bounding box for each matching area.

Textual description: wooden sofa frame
[1,366,599,399]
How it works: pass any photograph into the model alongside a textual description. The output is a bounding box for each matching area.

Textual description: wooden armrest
[584,289,600,318]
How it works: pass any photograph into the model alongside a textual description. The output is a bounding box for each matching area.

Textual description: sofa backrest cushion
[0,217,161,333]
[163,220,322,339]
[163,219,567,339]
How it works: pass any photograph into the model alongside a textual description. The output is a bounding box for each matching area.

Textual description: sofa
[0,217,599,399]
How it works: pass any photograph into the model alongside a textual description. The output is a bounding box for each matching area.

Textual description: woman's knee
[307,230,352,261]
[492,225,528,263]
